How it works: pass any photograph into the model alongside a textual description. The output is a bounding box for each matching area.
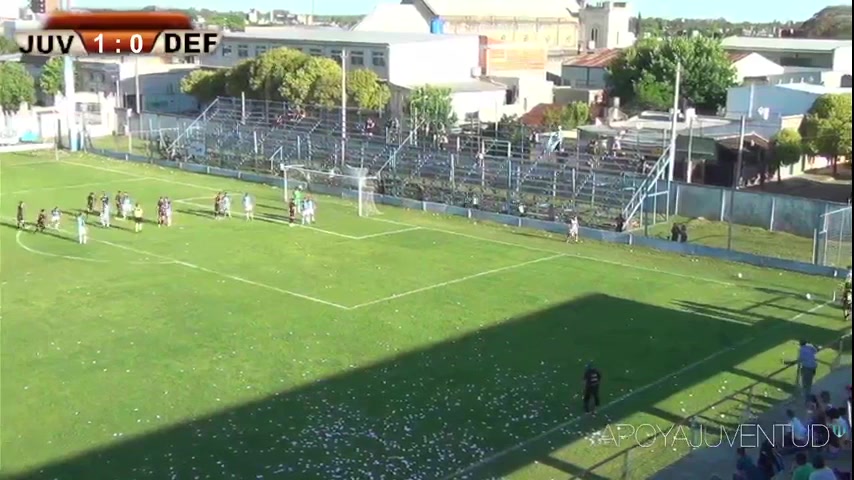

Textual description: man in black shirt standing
[583,363,602,414]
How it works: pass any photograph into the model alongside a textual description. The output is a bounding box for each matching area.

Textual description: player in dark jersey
[288,199,296,225]
[86,192,95,213]
[16,201,25,229]
[158,199,168,227]
[213,193,222,219]
[115,191,123,213]
[582,362,602,415]
[35,209,47,232]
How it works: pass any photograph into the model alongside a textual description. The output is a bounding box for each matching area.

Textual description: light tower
[62,0,78,151]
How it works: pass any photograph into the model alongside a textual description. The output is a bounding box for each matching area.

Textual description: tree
[180,68,227,104]
[800,6,852,39]
[770,128,803,182]
[346,69,390,111]
[632,72,673,111]
[607,36,736,112]
[497,114,526,144]
[0,62,36,113]
[225,60,255,97]
[251,48,309,101]
[0,36,18,54]
[800,93,853,176]
[541,102,591,130]
[39,57,65,97]
[407,85,456,134]
[303,57,342,107]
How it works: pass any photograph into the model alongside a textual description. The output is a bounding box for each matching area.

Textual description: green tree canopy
[39,57,65,97]
[180,69,227,104]
[0,36,18,54]
[346,69,390,111]
[0,62,36,112]
[632,72,673,111]
[542,102,591,130]
[607,36,736,112]
[408,85,456,133]
[800,93,853,175]
[770,128,803,182]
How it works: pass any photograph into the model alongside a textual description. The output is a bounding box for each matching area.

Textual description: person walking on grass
[785,340,819,404]
[582,362,601,415]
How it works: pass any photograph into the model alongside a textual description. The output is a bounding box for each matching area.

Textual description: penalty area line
[437,300,832,479]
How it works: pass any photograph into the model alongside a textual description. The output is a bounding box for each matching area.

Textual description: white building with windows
[721,36,852,74]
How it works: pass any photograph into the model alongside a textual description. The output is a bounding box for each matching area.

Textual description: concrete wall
[387,37,480,85]
[832,46,852,74]
[440,17,579,49]
[727,49,835,69]
[726,85,820,117]
[79,148,851,279]
[560,65,607,88]
[450,89,508,123]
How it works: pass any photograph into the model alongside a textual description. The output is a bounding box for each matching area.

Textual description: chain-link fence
[818,206,853,268]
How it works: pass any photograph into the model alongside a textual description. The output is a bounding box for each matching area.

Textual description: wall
[0,101,115,141]
[560,65,607,88]
[387,37,480,85]
[450,89,508,123]
[483,42,548,75]
[121,69,199,114]
[553,86,599,105]
[832,46,852,74]
[726,85,819,117]
[440,17,579,49]
[734,54,784,82]
[81,148,850,279]
[727,49,835,69]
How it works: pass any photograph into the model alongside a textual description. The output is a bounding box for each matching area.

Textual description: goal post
[279,163,381,217]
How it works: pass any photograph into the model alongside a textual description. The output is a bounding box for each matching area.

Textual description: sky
[55,0,853,22]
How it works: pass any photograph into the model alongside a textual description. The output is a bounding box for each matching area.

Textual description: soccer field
[0,151,848,480]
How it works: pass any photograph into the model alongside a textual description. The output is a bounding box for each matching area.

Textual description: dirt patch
[748,164,852,203]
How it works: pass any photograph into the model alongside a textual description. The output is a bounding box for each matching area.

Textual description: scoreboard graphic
[15,12,222,56]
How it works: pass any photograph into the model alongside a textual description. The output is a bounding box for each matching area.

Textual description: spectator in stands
[679,224,688,243]
[808,455,836,480]
[734,447,763,480]
[792,452,815,480]
[615,214,626,233]
[782,408,810,452]
[757,440,784,478]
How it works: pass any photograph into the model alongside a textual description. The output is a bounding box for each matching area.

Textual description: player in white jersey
[121,195,132,219]
[242,193,254,221]
[76,212,88,244]
[567,216,579,243]
[100,202,111,228]
[50,207,61,229]
[222,193,232,218]
[165,197,173,226]
[302,196,316,224]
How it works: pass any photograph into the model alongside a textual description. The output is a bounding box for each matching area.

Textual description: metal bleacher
[168,97,672,228]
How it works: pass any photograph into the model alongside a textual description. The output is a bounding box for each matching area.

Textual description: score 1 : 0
[93,32,145,53]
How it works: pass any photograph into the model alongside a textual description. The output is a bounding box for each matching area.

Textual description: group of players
[216,187,316,225]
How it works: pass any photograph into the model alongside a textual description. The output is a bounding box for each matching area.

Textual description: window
[221,44,232,56]
[590,28,599,44]
[330,49,342,65]
[351,50,364,66]
[371,51,386,67]
[255,45,267,56]
[237,44,249,58]
[309,48,322,56]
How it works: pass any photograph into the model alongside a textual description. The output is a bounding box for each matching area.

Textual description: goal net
[279,164,381,217]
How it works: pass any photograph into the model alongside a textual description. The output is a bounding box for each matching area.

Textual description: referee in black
[583,362,602,414]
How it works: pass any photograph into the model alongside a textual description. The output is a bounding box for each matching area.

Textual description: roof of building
[397,79,508,93]
[563,49,622,68]
[224,28,471,46]
[419,0,579,18]
[727,52,751,62]
[775,83,852,95]
[353,4,428,33]
[721,36,853,53]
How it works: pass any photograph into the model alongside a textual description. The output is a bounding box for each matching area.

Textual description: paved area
[748,165,852,203]
[651,365,852,480]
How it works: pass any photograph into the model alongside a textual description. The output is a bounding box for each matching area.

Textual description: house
[721,36,852,74]
[726,83,852,118]
[577,1,635,50]
[560,48,621,89]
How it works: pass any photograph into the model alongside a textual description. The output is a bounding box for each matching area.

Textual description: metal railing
[621,146,670,225]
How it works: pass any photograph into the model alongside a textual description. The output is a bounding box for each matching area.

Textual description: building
[721,36,852,74]
[29,0,59,14]
[354,0,581,50]
[559,48,621,89]
[578,1,635,50]
[726,83,853,118]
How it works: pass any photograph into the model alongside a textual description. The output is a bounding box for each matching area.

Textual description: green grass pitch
[0,151,848,479]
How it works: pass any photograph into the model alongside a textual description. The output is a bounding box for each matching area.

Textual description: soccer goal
[279,164,381,217]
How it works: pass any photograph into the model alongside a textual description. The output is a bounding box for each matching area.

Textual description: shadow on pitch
[6,294,841,480]
[0,219,79,243]
[176,208,213,220]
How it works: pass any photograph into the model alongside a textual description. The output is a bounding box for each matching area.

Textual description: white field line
[1,177,150,196]
[352,226,422,240]
[96,239,349,310]
[369,217,736,288]
[438,301,832,479]
[171,195,211,202]
[348,254,565,310]
[64,160,222,192]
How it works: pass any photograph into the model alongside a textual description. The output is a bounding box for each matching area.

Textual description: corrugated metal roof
[776,83,852,94]
[225,28,470,46]
[421,0,579,18]
[563,49,621,68]
[722,36,852,53]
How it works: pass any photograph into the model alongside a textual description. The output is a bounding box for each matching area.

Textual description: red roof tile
[519,103,558,127]
[564,49,622,68]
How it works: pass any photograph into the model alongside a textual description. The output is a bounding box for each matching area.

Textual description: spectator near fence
[787,341,819,403]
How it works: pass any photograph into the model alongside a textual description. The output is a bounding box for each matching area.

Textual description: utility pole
[63,0,78,151]
[340,48,347,167]
[727,115,747,250]
[666,61,681,182]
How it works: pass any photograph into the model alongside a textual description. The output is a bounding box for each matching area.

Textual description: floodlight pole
[667,61,681,182]
[63,0,78,151]
[340,48,347,167]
